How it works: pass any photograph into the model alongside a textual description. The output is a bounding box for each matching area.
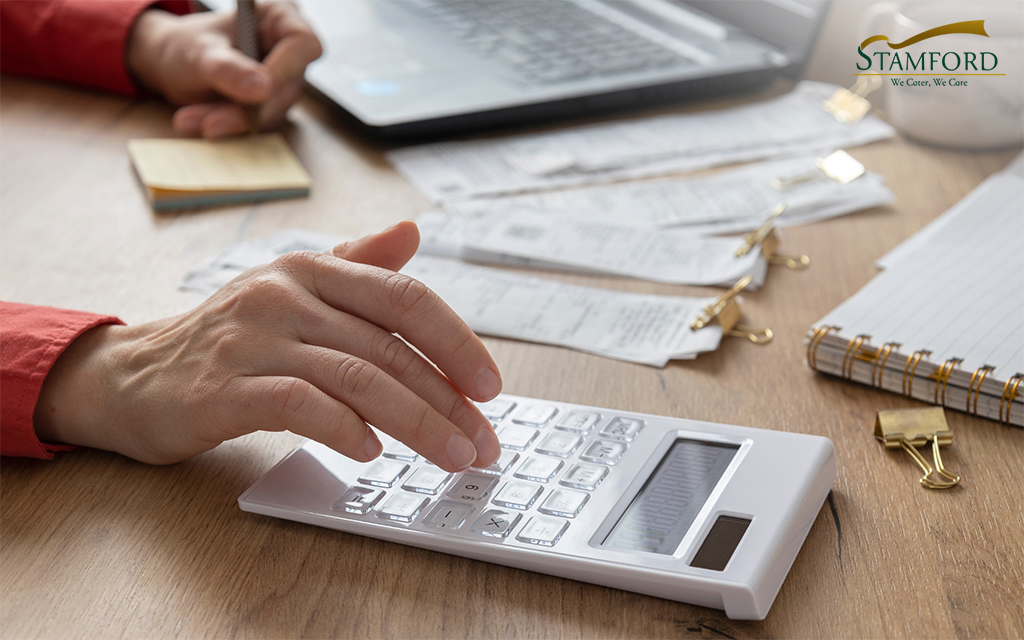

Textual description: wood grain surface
[2,60,1022,640]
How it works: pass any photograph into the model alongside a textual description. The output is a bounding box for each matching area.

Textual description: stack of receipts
[441,153,895,235]
[180,229,728,366]
[416,209,770,288]
[402,255,724,366]
[388,81,895,203]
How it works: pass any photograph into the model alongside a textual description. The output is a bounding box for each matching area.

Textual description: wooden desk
[1,75,1021,639]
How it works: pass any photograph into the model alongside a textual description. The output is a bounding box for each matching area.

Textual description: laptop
[215,0,830,138]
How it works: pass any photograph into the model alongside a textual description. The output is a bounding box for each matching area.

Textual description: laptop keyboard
[413,0,689,83]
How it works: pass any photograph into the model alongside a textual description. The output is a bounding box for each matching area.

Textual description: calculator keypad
[424,501,474,530]
[402,467,453,495]
[539,489,589,518]
[471,509,522,538]
[338,398,642,549]
[516,516,569,547]
[358,460,409,487]
[555,411,601,434]
[377,493,428,522]
[498,425,539,451]
[447,473,497,501]
[514,456,563,482]
[333,487,385,514]
[493,481,543,510]
[471,450,520,476]
[580,440,627,465]
[560,463,609,490]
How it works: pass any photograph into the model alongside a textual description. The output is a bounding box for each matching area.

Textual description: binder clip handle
[900,438,961,490]
[874,408,961,491]
[690,276,772,345]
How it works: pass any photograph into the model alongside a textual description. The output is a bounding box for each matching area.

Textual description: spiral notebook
[806,156,1023,427]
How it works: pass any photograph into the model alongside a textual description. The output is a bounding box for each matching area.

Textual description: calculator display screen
[602,439,739,555]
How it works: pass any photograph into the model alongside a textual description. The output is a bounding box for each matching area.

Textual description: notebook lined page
[817,170,1024,376]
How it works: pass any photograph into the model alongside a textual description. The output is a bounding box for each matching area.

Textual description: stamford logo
[856,20,998,74]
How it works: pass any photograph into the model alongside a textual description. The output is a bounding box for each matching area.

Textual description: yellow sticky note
[127,134,312,210]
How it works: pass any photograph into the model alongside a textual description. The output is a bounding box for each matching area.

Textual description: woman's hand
[127,2,322,138]
[33,221,503,469]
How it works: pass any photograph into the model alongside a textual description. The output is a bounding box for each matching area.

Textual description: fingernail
[241,71,269,96]
[475,367,501,401]
[473,427,501,466]
[446,433,477,470]
[364,430,382,460]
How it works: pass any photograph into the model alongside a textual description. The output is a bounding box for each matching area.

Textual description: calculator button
[358,460,409,487]
[498,425,539,451]
[376,493,428,523]
[535,432,582,458]
[560,463,609,490]
[382,441,419,462]
[600,417,644,442]
[332,487,385,514]
[580,440,627,465]
[539,489,589,518]
[471,450,520,476]
[514,456,563,483]
[516,516,569,547]
[478,398,516,421]
[493,481,543,510]
[471,509,522,539]
[555,411,601,434]
[512,404,558,426]
[401,467,453,495]
[447,473,498,501]
[424,501,474,530]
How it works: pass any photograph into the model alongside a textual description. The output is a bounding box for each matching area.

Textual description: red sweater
[0,1,190,458]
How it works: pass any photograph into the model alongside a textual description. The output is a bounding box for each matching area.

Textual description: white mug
[860,1,1023,149]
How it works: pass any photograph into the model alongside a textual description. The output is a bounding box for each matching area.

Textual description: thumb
[330,221,421,271]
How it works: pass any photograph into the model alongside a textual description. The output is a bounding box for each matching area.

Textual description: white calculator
[238,394,836,620]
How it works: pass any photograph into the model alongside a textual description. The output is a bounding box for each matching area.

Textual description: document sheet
[441,154,894,235]
[388,82,895,203]
[402,255,723,366]
[416,210,769,288]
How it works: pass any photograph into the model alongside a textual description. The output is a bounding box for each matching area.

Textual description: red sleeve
[0,0,194,97]
[1,302,123,459]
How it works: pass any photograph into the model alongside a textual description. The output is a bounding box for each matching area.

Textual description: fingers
[258,2,323,81]
[291,303,501,466]
[216,376,382,462]
[276,252,503,404]
[277,344,490,472]
[197,44,273,105]
[330,221,421,271]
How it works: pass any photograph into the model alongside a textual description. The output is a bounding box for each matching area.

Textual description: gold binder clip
[999,373,1023,424]
[930,357,963,407]
[966,365,995,415]
[734,204,810,270]
[771,150,867,191]
[823,75,882,123]
[874,407,960,490]
[871,342,901,388]
[690,275,772,344]
[807,325,840,371]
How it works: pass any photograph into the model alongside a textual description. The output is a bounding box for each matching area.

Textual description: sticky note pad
[128,134,312,211]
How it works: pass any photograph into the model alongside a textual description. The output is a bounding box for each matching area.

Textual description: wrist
[33,323,132,453]
[126,9,175,96]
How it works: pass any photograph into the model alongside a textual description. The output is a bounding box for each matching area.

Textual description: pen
[236,0,262,133]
